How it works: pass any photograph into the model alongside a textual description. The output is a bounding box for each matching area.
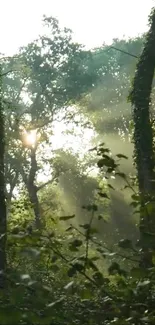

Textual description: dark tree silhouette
[0,66,7,286]
[129,8,155,266]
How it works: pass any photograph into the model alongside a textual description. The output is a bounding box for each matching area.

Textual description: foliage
[0,143,143,325]
[79,36,144,136]
[0,65,7,287]
[2,16,98,227]
[1,8,155,325]
[3,173,155,325]
[129,7,155,266]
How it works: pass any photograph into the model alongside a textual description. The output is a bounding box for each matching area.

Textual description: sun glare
[23,129,38,147]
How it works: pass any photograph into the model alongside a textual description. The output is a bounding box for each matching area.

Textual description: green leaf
[98,192,109,199]
[68,267,77,277]
[124,185,130,190]
[93,271,105,285]
[89,146,97,152]
[130,201,140,208]
[108,262,120,275]
[90,256,100,262]
[82,204,98,211]
[81,288,93,300]
[116,154,128,159]
[68,245,79,252]
[79,223,89,229]
[103,252,116,257]
[118,239,133,249]
[22,248,40,257]
[73,262,84,272]
[87,259,98,271]
[65,226,73,231]
[68,262,84,277]
[89,227,98,235]
[64,281,74,290]
[50,265,60,272]
[97,215,108,222]
[70,239,83,248]
[97,157,116,169]
[59,214,75,221]
[130,267,147,279]
[146,201,155,216]
[138,280,150,287]
[131,194,140,201]
[98,147,110,154]
[108,184,115,190]
[0,308,21,324]
[47,297,64,308]
[92,204,98,211]
[98,215,103,220]
[12,226,20,234]
[99,142,105,147]
[20,274,31,281]
[97,158,106,168]
[51,255,58,263]
[152,252,155,265]
[115,172,126,179]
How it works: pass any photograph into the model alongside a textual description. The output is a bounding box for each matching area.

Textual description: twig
[37,175,58,192]
[71,225,139,263]
[84,210,94,271]
[0,70,14,77]
[110,46,138,59]
[48,243,116,300]
[92,45,138,59]
[0,56,19,61]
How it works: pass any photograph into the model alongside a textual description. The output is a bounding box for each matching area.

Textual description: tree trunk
[129,8,155,265]
[27,146,41,228]
[28,184,41,229]
[20,143,42,228]
[0,67,7,287]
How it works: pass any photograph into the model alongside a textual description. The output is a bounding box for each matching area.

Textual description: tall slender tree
[129,8,155,266]
[0,65,7,286]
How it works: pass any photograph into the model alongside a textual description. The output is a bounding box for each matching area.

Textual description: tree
[80,36,144,136]
[3,16,98,228]
[0,66,7,287]
[129,8,155,266]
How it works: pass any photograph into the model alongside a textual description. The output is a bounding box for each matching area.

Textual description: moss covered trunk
[0,66,7,286]
[129,8,155,265]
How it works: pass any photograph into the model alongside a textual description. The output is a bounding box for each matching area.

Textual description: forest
[0,6,155,325]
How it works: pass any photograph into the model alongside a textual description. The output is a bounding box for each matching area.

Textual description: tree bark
[28,184,41,229]
[27,145,41,229]
[129,8,155,265]
[0,66,7,287]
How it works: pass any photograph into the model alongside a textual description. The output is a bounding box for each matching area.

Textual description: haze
[1,0,154,55]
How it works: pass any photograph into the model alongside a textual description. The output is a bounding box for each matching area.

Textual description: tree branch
[0,70,15,77]
[110,46,138,58]
[37,174,58,191]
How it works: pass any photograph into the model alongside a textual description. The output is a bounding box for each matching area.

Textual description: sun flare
[26,130,37,146]
[22,129,39,147]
